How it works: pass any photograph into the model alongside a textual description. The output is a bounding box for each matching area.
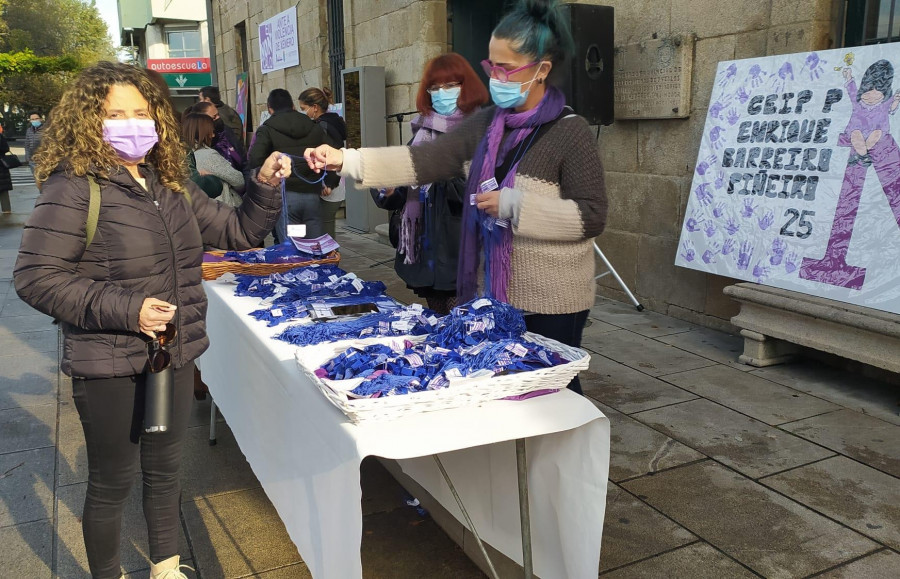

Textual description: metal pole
[516,439,534,579]
[593,241,644,311]
[432,455,500,579]
[209,399,218,446]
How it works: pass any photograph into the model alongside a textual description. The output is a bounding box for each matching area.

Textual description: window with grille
[844,0,900,46]
[167,30,202,58]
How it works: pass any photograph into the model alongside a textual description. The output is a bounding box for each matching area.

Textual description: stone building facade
[208,0,851,330]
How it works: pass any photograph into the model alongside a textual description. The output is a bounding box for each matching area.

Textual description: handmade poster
[259,7,300,74]
[234,72,248,138]
[676,44,900,315]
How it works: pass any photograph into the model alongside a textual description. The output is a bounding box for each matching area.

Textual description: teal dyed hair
[492,0,574,79]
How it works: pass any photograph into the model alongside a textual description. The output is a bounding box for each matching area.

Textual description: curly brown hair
[33,61,188,192]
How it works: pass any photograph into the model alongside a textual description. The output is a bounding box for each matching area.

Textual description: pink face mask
[102,118,159,162]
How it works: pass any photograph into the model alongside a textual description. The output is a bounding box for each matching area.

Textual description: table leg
[209,398,218,446]
[517,438,533,579]
[432,454,499,579]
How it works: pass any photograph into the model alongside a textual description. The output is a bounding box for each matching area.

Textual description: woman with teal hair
[305,0,609,394]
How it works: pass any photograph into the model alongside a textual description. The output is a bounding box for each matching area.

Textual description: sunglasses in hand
[147,323,177,373]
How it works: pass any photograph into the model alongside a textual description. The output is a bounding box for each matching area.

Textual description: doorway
[448,0,506,86]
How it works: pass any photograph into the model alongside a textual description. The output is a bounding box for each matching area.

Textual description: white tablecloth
[197,280,610,578]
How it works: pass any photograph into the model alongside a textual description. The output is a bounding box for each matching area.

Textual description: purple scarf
[457,86,566,303]
[398,110,466,263]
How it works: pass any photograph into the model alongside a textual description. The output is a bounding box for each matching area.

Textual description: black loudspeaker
[558,4,615,126]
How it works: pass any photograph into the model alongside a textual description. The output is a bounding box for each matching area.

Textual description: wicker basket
[294,332,590,423]
[201,250,341,280]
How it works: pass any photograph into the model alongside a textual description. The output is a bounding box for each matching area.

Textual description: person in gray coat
[24,111,44,170]
[14,62,290,579]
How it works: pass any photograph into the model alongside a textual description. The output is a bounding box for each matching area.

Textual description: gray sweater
[341,106,608,314]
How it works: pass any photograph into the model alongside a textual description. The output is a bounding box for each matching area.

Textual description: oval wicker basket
[294,332,590,423]
[201,250,341,280]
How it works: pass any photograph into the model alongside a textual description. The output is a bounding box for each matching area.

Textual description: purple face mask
[102,118,159,162]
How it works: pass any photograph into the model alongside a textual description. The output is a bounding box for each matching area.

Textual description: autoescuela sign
[147,58,211,73]
[676,44,900,316]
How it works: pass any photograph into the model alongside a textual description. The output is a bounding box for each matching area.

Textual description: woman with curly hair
[14,61,290,579]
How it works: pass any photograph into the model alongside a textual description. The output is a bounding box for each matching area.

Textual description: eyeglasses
[481,60,539,83]
[147,323,177,373]
[426,82,461,94]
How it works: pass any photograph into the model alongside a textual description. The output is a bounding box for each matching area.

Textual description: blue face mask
[30,120,42,128]
[489,70,539,109]
[430,87,461,116]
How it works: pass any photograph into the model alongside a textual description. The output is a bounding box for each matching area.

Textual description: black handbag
[1,153,22,169]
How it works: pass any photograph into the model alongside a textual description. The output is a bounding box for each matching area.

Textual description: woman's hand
[475,190,501,218]
[304,145,343,172]
[139,298,176,337]
[258,151,292,186]
[321,185,332,197]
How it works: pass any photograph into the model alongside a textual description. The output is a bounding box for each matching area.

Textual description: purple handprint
[714,170,726,190]
[803,52,826,80]
[718,63,738,87]
[704,220,717,238]
[696,153,718,176]
[685,208,705,232]
[741,198,757,218]
[709,100,725,120]
[752,261,771,282]
[784,251,799,274]
[722,238,736,255]
[770,61,794,93]
[737,241,754,271]
[680,240,696,262]
[768,238,786,266]
[709,126,725,149]
[702,241,721,264]
[695,183,713,206]
[748,64,767,88]
[736,86,751,104]
[725,218,740,236]
[726,107,740,126]
[758,209,775,230]
[713,201,726,218]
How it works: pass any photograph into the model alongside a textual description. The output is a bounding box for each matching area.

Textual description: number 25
[780,209,815,239]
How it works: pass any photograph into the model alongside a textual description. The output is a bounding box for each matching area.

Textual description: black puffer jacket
[248,110,340,191]
[14,164,280,379]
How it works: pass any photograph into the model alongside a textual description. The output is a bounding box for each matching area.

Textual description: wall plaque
[614,36,694,120]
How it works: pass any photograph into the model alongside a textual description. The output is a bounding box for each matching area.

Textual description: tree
[0,0,116,113]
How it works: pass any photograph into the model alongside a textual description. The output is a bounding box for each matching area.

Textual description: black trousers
[72,363,194,578]
[524,310,589,395]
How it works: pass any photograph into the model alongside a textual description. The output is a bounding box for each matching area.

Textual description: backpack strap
[86,176,101,248]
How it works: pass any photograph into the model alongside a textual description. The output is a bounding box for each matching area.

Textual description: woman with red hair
[372,53,488,314]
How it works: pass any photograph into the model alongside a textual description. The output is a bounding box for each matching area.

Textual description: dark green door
[449,0,506,86]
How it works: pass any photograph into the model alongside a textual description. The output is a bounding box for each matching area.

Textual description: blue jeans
[275,190,324,242]
[524,310,589,394]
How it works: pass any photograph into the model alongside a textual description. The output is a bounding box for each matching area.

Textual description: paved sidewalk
[0,165,898,577]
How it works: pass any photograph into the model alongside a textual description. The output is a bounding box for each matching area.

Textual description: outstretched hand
[304,145,343,172]
[258,152,292,186]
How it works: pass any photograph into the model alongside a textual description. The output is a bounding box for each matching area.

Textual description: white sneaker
[150,555,194,579]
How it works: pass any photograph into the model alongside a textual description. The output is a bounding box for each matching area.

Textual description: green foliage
[0,0,116,113]
[0,50,80,75]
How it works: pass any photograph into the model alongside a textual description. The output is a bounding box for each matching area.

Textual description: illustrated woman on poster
[800,58,900,289]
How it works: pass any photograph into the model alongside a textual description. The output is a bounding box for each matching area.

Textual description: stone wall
[343,0,449,145]
[592,0,838,331]
[208,0,842,331]
[210,0,328,129]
